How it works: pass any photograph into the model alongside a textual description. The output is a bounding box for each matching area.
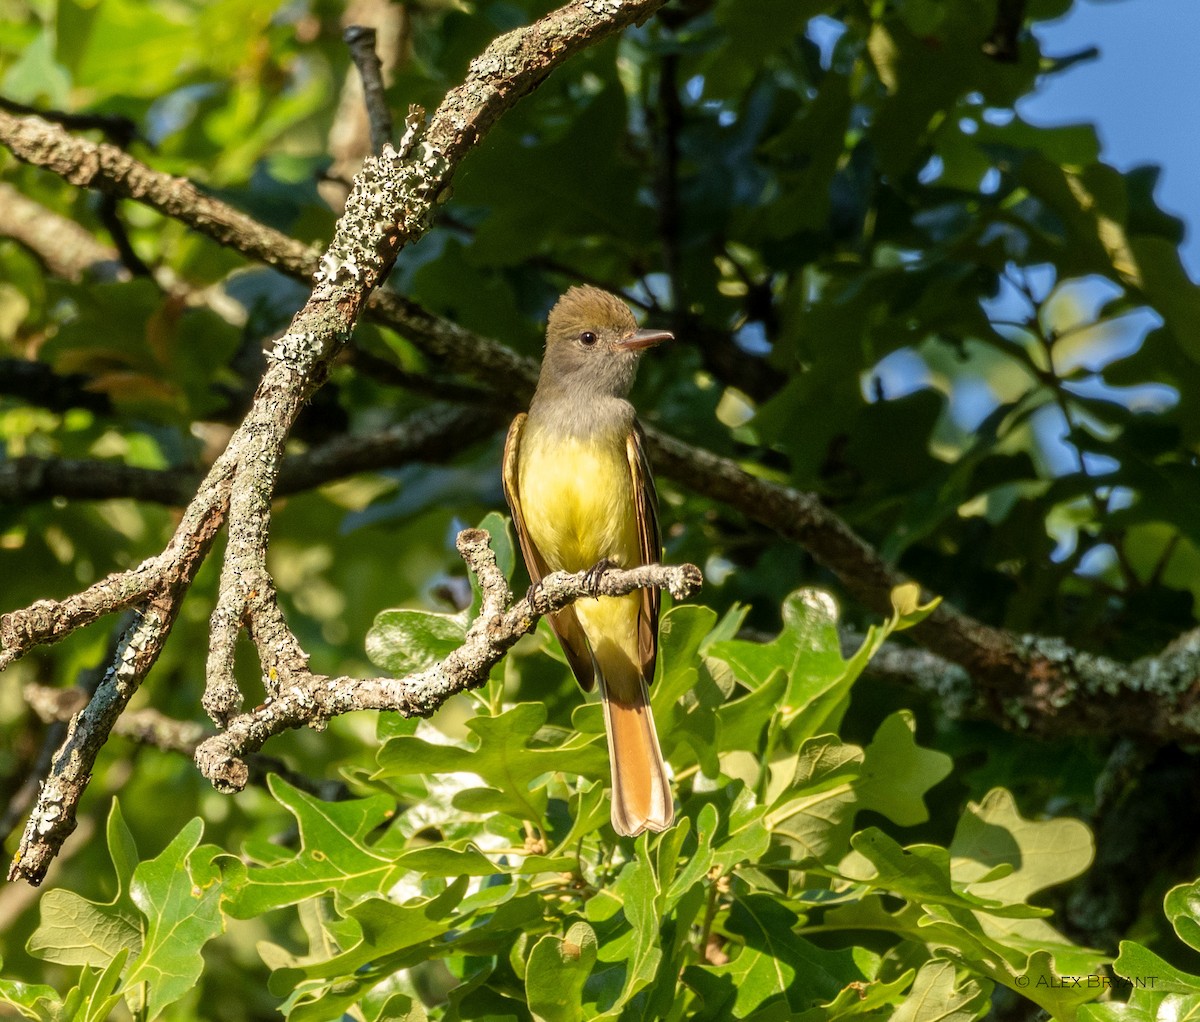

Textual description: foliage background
[2,0,1200,1019]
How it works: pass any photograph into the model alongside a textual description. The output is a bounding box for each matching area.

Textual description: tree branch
[195,528,703,792]
[9,605,179,884]
[5,97,1198,742]
[0,181,126,282]
[0,95,139,147]
[1,0,673,885]
[22,683,351,801]
[0,183,246,328]
[344,25,394,154]
[2,0,1198,803]
[0,404,500,507]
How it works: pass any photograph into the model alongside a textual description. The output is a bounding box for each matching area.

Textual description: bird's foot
[584,558,615,597]
[527,578,547,611]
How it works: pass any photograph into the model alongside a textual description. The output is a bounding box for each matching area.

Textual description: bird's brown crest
[547,285,638,345]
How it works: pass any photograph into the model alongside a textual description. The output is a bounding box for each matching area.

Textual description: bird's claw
[584,558,615,597]
[528,578,547,610]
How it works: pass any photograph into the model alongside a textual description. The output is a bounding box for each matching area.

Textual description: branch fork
[1,0,673,886]
[193,528,702,794]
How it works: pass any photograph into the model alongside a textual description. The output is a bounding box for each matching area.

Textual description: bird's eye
[579,331,598,346]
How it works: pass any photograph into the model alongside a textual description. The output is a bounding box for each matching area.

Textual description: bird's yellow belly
[518,434,639,574]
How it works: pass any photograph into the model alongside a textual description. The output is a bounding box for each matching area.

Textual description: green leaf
[856,711,953,826]
[711,783,773,872]
[365,607,467,675]
[1164,878,1200,954]
[73,951,131,1022]
[1000,949,1105,1020]
[716,669,788,757]
[0,954,64,1022]
[26,800,143,969]
[376,702,608,823]
[818,967,919,1021]
[25,891,142,971]
[654,604,719,770]
[124,820,226,1019]
[602,843,664,1002]
[392,843,500,878]
[366,992,429,1022]
[479,510,516,579]
[684,895,865,1019]
[1079,988,1188,1022]
[950,788,1094,902]
[274,879,468,990]
[766,735,862,864]
[889,583,941,629]
[709,588,841,693]
[890,960,989,1022]
[455,86,649,266]
[229,776,402,918]
[106,799,140,898]
[1112,940,1200,996]
[1129,236,1200,364]
[841,829,963,909]
[274,880,470,1018]
[665,806,716,908]
[525,922,597,1022]
[708,588,856,740]
[656,603,719,709]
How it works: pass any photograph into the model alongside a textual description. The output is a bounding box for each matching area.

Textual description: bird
[502,285,674,837]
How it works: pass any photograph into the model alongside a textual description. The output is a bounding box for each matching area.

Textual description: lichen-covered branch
[22,683,348,800]
[0,459,232,672]
[1,0,671,885]
[199,0,673,729]
[195,528,703,793]
[5,449,230,885]
[9,606,174,884]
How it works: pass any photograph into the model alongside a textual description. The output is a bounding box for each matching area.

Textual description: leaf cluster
[3,0,1200,1018]
[0,580,1150,1020]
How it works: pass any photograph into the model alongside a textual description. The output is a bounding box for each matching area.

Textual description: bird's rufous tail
[597,665,673,836]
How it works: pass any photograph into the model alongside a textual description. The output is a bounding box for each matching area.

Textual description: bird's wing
[627,424,661,685]
[502,413,596,691]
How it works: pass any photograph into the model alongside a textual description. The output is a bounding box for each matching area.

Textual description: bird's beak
[616,328,673,351]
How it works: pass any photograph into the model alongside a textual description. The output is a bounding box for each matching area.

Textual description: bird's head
[539,285,673,399]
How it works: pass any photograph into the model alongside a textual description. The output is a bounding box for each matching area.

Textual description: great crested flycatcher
[503,285,674,837]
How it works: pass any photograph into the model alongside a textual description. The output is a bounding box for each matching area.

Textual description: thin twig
[0,95,139,147]
[344,25,394,154]
[0,183,245,324]
[96,194,153,277]
[982,0,1025,62]
[0,181,125,283]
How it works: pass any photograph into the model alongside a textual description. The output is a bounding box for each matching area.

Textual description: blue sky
[1020,0,1200,277]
